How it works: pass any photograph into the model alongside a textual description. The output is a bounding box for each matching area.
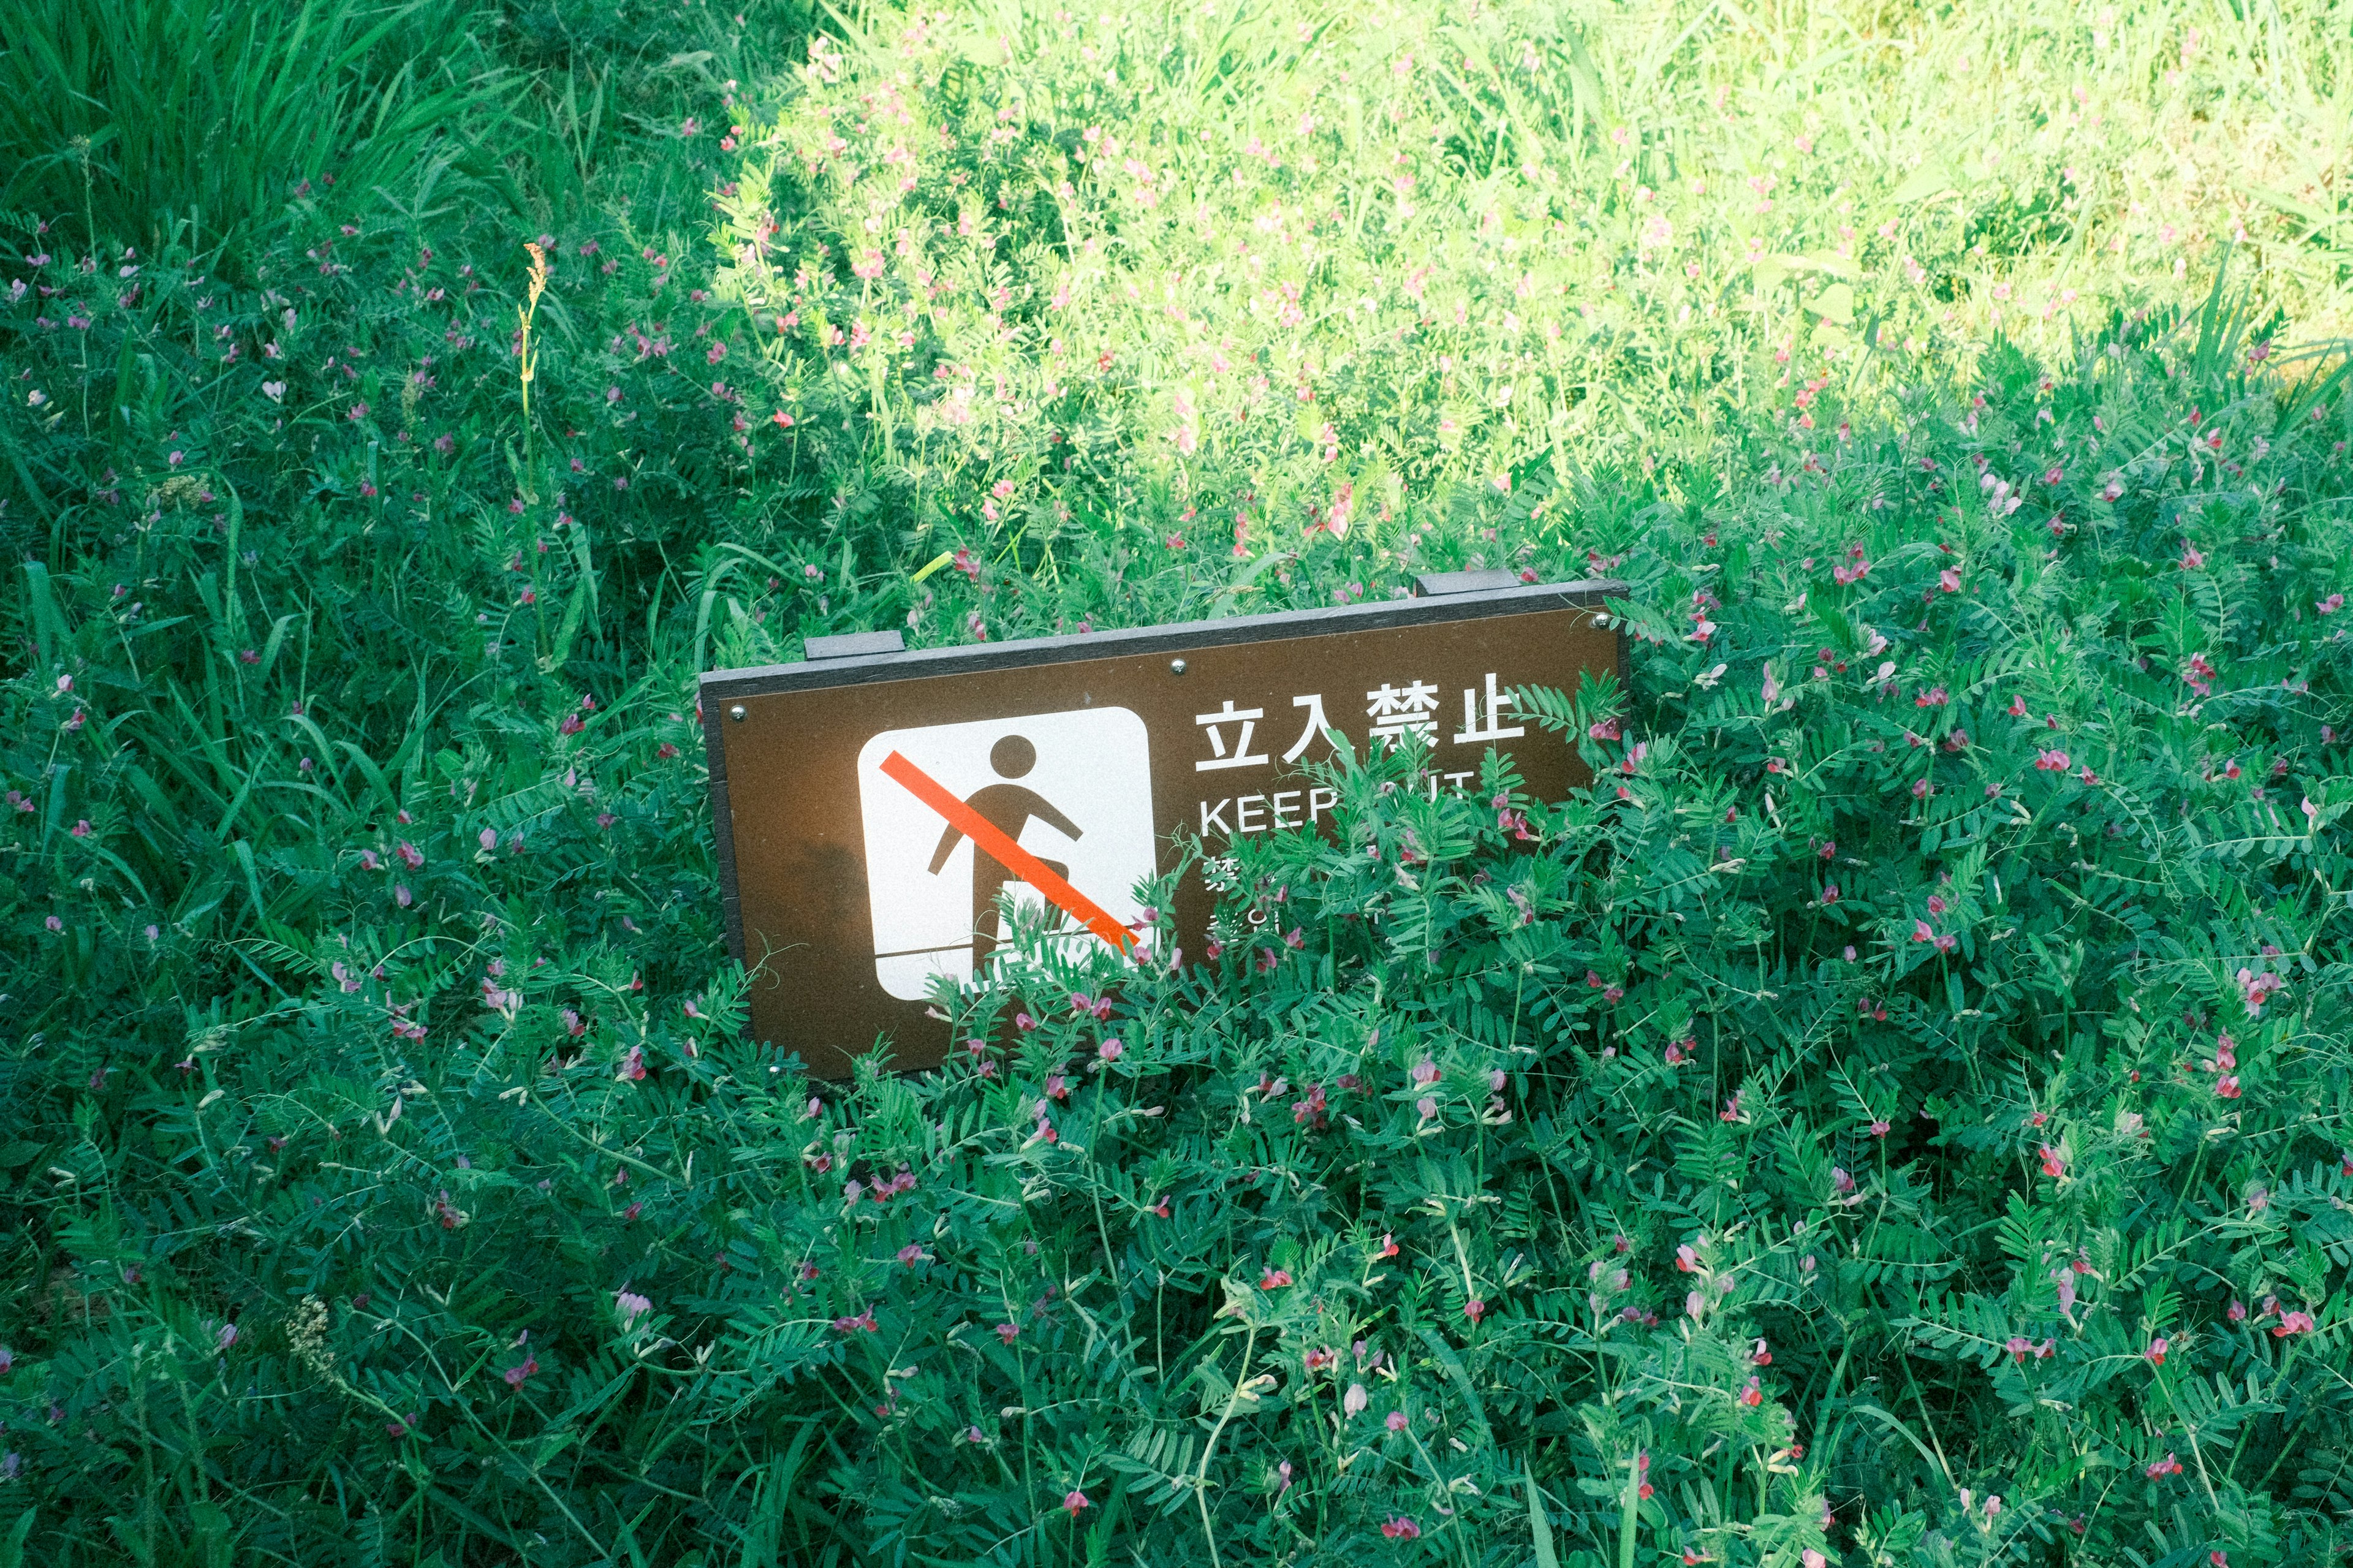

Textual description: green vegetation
[2,1,2351,1563]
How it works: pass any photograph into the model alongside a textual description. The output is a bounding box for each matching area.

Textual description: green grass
[1,1,2351,1564]
[696,0,2353,626]
[0,0,522,276]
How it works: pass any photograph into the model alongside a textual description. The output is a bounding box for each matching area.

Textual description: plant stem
[1193,1324,1257,1568]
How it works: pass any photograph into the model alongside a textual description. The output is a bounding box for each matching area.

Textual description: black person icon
[925,733,1085,968]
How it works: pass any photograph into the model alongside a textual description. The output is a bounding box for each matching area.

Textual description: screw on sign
[702,575,1623,1077]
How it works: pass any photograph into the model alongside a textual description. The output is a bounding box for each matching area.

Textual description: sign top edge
[698,577,1628,696]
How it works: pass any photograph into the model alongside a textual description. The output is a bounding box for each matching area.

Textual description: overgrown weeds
[1,2,2351,1564]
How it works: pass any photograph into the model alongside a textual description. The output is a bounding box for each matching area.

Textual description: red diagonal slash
[878,749,1135,953]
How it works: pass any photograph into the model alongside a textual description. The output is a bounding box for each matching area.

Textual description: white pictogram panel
[855,708,1154,999]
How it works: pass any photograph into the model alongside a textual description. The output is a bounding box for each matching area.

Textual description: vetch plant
[1,1,2352,1563]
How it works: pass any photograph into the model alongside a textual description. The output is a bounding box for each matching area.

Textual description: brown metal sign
[700,578,1623,1078]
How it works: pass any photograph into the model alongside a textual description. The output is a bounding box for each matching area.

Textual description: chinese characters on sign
[1189,671,1529,840]
[702,581,1621,1077]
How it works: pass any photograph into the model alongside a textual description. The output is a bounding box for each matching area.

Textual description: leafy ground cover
[2,1,2352,1564]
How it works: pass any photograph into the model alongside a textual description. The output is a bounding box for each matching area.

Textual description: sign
[700,578,1622,1078]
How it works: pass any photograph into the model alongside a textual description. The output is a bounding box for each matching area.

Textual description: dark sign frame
[699,577,1625,1070]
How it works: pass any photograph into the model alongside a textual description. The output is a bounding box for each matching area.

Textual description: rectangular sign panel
[700,578,1622,1078]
